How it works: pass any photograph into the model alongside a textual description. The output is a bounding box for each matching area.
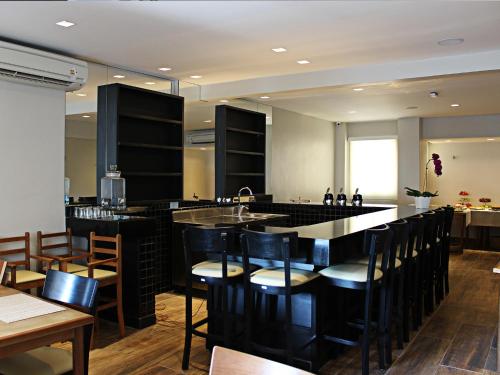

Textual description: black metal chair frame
[240,228,319,370]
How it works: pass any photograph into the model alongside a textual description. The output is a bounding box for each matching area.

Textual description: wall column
[397,117,422,204]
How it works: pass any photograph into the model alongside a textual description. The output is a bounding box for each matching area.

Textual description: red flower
[459,191,469,196]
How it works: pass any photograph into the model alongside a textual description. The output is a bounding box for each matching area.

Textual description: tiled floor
[59,250,500,374]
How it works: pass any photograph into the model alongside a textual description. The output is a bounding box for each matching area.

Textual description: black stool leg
[362,287,374,375]
[182,279,193,370]
[403,263,411,342]
[396,271,404,350]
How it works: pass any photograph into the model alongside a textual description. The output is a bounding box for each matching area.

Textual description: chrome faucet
[237,186,253,216]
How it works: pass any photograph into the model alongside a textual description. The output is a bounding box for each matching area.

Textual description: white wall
[184,148,215,200]
[397,118,421,204]
[65,138,97,197]
[422,114,500,139]
[271,107,334,202]
[427,141,500,206]
[0,80,66,243]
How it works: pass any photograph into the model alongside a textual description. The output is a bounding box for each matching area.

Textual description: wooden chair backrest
[89,232,121,274]
[37,229,73,257]
[0,232,30,270]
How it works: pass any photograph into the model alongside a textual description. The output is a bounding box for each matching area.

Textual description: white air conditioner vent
[185,129,215,146]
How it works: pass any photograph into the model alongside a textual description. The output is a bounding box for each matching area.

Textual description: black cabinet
[97,83,184,203]
[215,105,266,198]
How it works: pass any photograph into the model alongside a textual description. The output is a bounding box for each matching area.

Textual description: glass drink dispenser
[100,165,126,209]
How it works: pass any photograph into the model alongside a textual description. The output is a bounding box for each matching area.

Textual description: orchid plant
[405,153,443,197]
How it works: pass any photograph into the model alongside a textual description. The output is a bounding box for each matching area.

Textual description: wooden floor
[59,250,500,374]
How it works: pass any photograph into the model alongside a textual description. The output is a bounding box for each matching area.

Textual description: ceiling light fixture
[429,91,439,98]
[56,20,75,28]
[348,110,357,114]
[487,138,495,141]
[445,139,452,142]
[352,88,364,92]
[144,82,156,85]
[438,38,464,46]
[203,120,212,123]
[82,115,90,118]
[158,67,172,72]
[266,116,271,119]
[406,106,418,110]
[260,96,270,99]
[113,75,125,79]
[219,99,229,103]
[272,47,287,53]
[450,103,460,107]
[76,93,87,97]
[297,60,310,64]
[200,147,207,151]
[190,75,202,79]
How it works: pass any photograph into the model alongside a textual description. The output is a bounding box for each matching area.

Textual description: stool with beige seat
[240,229,320,371]
[182,225,243,370]
[0,232,52,293]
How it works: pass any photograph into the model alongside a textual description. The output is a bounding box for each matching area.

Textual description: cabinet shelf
[226,127,264,136]
[119,112,182,125]
[118,142,183,151]
[227,149,265,157]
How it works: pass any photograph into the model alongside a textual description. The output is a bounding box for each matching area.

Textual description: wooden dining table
[0,286,94,375]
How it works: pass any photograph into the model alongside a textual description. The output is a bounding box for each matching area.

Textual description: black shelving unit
[215,105,266,198]
[97,83,184,203]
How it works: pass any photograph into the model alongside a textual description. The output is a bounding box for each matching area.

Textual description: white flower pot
[415,196,431,209]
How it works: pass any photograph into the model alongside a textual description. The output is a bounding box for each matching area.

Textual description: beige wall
[427,141,500,206]
[65,137,97,197]
[184,148,215,200]
[0,80,66,242]
[271,107,334,202]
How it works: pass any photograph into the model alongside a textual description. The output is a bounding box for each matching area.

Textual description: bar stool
[433,208,447,305]
[405,215,425,335]
[182,225,242,370]
[422,211,438,315]
[240,229,320,370]
[318,224,393,375]
[442,207,455,295]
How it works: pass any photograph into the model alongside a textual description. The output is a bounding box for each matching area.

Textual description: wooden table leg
[73,326,85,375]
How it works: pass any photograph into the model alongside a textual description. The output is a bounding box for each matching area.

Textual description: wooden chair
[240,229,320,370]
[0,232,52,292]
[37,228,89,273]
[182,225,242,370]
[72,232,125,338]
[209,345,314,375]
[0,269,98,375]
[319,224,393,375]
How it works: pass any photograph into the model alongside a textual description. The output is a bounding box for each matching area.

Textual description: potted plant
[405,153,443,209]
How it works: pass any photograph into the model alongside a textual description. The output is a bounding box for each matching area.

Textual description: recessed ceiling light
[203,120,212,123]
[297,60,310,65]
[76,93,87,97]
[429,91,439,98]
[82,115,90,118]
[266,116,271,119]
[487,138,495,141]
[219,99,229,103]
[445,139,452,142]
[348,110,357,114]
[352,88,364,92]
[438,38,464,46]
[190,75,202,79]
[272,47,287,53]
[200,147,207,151]
[450,103,460,107]
[145,82,156,85]
[158,67,172,72]
[56,20,75,28]
[113,75,125,79]
[260,96,270,99]
[406,106,418,110]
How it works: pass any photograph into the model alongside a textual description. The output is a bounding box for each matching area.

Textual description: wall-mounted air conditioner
[185,129,215,146]
[0,41,88,92]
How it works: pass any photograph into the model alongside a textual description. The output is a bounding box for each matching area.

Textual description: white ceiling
[1,1,500,85]
[255,70,500,122]
[5,1,500,122]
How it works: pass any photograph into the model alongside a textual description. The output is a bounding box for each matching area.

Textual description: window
[349,138,398,201]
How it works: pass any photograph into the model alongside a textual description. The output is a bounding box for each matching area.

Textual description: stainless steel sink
[172,206,288,225]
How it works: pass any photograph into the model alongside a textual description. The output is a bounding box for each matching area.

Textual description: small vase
[415,196,431,209]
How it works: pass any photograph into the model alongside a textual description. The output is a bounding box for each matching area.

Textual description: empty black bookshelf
[215,105,266,198]
[97,83,184,203]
